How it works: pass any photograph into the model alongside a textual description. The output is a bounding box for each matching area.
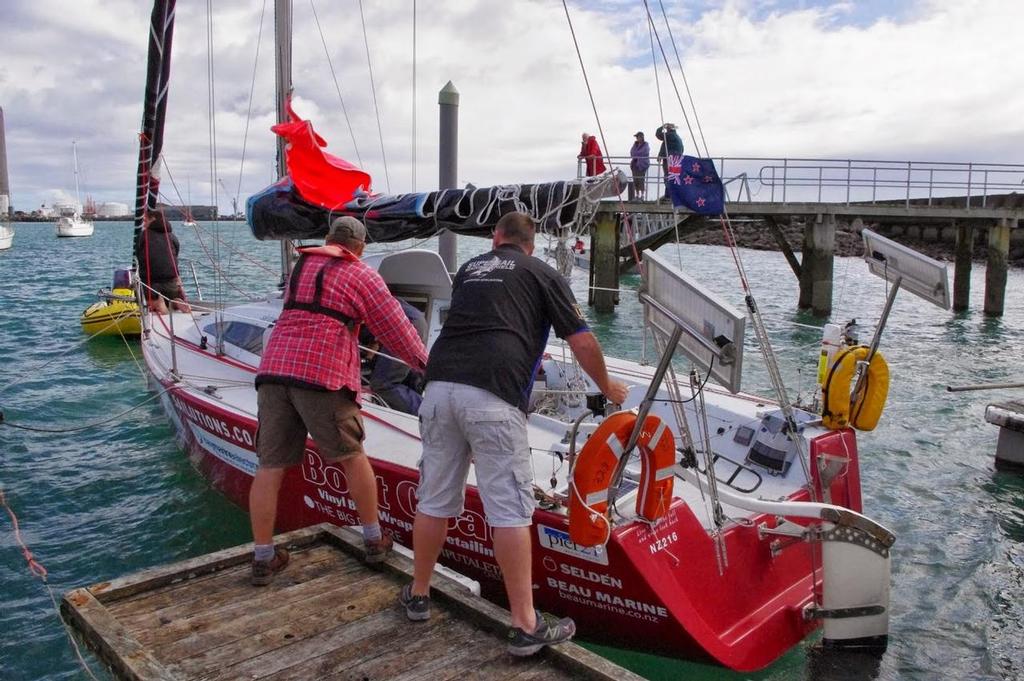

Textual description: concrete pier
[589,211,619,312]
[953,221,973,312]
[799,214,836,316]
[984,218,1012,316]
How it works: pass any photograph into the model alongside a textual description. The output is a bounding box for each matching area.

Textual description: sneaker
[251,547,290,586]
[364,533,393,564]
[507,610,576,656]
[398,583,431,621]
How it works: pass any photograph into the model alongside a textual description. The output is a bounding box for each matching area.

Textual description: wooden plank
[61,588,180,681]
[142,564,386,655]
[108,543,341,622]
[384,634,509,681]
[257,609,458,681]
[317,525,646,681]
[88,526,327,604]
[180,579,400,679]
[288,610,482,681]
[111,544,352,634]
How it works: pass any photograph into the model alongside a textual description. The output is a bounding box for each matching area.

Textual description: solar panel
[862,229,950,309]
[641,249,746,393]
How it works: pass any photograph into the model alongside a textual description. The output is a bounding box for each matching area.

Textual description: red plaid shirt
[257,244,428,399]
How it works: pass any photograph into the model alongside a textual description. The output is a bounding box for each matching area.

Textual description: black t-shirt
[426,243,588,411]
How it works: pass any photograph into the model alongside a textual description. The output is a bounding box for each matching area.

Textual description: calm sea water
[1,221,1022,680]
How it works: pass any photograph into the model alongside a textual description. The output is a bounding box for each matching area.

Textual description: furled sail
[248,102,624,243]
[133,0,177,239]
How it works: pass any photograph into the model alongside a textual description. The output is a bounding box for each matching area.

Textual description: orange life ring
[569,411,676,547]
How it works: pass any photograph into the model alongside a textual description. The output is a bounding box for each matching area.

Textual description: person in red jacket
[577,132,606,176]
[249,216,428,586]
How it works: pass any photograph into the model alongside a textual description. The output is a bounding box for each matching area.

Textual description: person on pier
[578,132,606,176]
[655,123,684,200]
[248,216,427,585]
[399,211,628,656]
[629,131,651,200]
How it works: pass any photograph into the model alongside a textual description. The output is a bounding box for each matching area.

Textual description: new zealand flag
[665,155,724,215]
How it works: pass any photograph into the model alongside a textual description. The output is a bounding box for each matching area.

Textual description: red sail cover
[272,99,372,210]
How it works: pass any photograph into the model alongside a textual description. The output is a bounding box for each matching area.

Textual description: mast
[72,141,82,208]
[0,107,9,220]
[134,0,177,241]
[274,0,296,281]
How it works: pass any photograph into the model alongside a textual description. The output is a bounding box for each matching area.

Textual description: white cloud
[1,0,1022,213]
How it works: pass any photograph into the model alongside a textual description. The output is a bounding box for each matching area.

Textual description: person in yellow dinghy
[134,210,191,314]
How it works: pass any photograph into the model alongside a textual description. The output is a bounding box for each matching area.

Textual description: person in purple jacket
[629,131,651,200]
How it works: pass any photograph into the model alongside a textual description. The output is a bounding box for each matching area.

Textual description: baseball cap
[634,131,644,137]
[328,216,367,243]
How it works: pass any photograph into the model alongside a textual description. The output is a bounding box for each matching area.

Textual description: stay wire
[311,0,364,167]
[358,0,390,192]
[562,4,646,275]
[1,387,173,434]
[657,0,709,156]
[411,0,417,191]
[561,0,611,176]
[648,10,664,125]
[235,0,269,212]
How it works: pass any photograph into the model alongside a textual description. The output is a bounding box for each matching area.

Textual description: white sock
[362,524,382,542]
[254,544,275,562]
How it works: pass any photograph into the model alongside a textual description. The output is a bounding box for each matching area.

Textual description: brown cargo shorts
[256,384,365,468]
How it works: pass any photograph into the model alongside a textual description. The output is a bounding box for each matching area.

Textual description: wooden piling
[61,525,643,681]
[799,214,835,316]
[984,218,1012,316]
[589,211,620,312]
[952,221,973,312]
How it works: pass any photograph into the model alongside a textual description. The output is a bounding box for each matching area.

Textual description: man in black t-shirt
[399,212,628,656]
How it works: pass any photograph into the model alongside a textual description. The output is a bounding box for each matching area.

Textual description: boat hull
[156,377,864,671]
[81,298,142,336]
[56,216,94,237]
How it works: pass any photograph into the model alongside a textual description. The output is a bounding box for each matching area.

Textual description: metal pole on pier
[438,81,459,274]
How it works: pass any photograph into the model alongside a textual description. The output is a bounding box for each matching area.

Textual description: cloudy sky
[1,0,1022,214]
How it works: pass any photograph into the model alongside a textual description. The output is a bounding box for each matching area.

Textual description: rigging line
[641,3,815,504]
[411,0,417,191]
[158,189,277,277]
[235,0,269,210]
[657,0,709,157]
[0,387,173,434]
[358,0,391,192]
[641,0,700,158]
[647,9,664,125]
[153,192,261,300]
[561,7,648,272]
[0,489,103,680]
[561,0,611,175]
[204,0,222,310]
[310,0,364,167]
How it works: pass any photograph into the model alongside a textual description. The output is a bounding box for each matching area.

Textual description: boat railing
[580,155,1024,208]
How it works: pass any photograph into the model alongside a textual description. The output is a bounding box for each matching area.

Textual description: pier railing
[583,156,1024,209]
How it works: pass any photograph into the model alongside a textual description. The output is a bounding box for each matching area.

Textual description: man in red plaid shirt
[249,216,428,585]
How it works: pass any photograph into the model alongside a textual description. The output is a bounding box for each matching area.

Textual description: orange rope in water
[0,488,47,579]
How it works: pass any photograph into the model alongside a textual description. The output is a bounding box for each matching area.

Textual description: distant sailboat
[0,106,14,250]
[55,141,94,237]
[182,175,197,228]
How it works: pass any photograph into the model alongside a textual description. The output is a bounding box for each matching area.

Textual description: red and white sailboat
[131,0,953,671]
